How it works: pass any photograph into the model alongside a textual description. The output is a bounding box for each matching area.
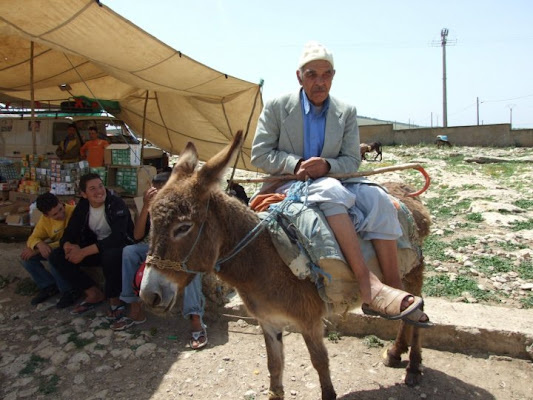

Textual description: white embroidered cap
[297,41,334,70]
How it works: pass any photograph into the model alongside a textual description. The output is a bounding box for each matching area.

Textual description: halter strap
[146,197,210,275]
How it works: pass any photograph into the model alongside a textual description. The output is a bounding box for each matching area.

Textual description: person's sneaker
[31,285,59,305]
[56,290,80,309]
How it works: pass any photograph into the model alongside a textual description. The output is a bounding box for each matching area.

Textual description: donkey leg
[261,323,285,400]
[383,321,411,368]
[301,325,336,400]
[405,325,423,386]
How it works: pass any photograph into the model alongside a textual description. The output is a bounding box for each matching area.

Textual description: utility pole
[507,104,516,127]
[441,28,449,127]
[476,97,479,125]
[432,29,456,127]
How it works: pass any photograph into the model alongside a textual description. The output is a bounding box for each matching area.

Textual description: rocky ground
[1,145,532,399]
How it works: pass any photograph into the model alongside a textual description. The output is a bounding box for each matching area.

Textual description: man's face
[81,178,106,207]
[45,203,66,221]
[89,129,98,140]
[297,60,335,107]
[67,127,76,138]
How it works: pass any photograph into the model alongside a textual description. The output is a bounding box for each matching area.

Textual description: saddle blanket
[260,199,423,310]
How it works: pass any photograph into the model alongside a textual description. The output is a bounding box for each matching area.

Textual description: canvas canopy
[0,0,263,170]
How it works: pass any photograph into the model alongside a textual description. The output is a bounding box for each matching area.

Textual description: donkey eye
[171,223,192,239]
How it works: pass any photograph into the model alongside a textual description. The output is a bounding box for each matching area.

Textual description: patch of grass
[423,275,492,301]
[466,212,484,222]
[68,333,93,349]
[509,219,533,231]
[513,199,533,210]
[455,198,472,211]
[482,163,516,179]
[363,335,384,348]
[498,241,527,252]
[423,236,452,262]
[39,374,60,395]
[19,354,47,375]
[150,327,158,336]
[520,294,533,309]
[461,184,485,190]
[445,154,466,166]
[327,331,342,343]
[517,261,533,280]
[15,278,39,296]
[450,236,477,249]
[471,256,514,275]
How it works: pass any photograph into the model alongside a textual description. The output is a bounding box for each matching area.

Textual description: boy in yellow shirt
[20,192,78,307]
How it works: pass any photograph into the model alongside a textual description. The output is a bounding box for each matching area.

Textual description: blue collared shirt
[301,90,329,160]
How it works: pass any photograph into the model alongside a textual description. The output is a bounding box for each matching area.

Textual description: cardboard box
[6,213,29,226]
[9,191,39,205]
[0,201,28,222]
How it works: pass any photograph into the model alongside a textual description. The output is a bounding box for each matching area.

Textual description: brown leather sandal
[361,285,423,320]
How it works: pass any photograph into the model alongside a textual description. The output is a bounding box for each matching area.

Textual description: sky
[104,0,533,129]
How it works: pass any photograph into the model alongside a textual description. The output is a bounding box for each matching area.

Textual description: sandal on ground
[105,304,126,321]
[70,300,104,315]
[402,308,434,328]
[361,286,423,320]
[189,329,208,350]
[111,316,146,331]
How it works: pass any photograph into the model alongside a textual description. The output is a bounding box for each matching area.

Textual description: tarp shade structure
[0,0,263,170]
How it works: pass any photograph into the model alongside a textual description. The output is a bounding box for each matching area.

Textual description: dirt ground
[1,145,533,399]
[1,280,532,400]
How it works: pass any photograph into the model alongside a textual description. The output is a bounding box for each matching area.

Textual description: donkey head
[140,131,244,311]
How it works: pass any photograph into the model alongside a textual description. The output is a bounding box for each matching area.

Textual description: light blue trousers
[120,243,205,326]
[20,254,72,293]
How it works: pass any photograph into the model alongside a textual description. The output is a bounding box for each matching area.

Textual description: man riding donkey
[250,41,431,327]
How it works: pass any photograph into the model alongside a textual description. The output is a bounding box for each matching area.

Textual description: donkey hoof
[268,389,284,400]
[382,348,402,368]
[405,370,422,387]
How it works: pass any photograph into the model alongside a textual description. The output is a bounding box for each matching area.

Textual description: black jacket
[61,190,134,251]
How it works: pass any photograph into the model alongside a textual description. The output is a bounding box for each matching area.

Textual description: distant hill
[357,115,421,130]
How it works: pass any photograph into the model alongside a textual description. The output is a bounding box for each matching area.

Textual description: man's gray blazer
[251,90,362,177]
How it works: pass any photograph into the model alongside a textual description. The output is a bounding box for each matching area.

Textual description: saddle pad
[261,199,422,309]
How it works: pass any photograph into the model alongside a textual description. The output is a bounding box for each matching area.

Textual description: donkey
[360,141,383,161]
[141,131,430,400]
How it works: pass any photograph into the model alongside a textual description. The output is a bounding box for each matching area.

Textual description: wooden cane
[231,163,431,197]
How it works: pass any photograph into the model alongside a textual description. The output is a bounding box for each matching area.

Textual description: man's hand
[36,242,52,259]
[65,246,86,264]
[63,242,79,257]
[21,247,38,261]
[142,186,158,211]
[294,157,330,180]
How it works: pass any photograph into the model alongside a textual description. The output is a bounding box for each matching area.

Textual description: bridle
[145,197,210,274]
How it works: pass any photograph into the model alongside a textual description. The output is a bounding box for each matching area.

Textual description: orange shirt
[80,139,109,167]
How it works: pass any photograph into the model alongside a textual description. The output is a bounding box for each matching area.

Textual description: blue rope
[215,179,331,288]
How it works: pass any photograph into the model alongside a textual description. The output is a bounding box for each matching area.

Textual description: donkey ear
[171,141,198,178]
[197,130,244,188]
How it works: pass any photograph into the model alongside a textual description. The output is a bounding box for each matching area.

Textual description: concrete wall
[359,123,533,147]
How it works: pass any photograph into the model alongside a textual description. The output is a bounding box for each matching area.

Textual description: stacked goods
[50,160,90,195]
[0,159,19,181]
[89,167,107,185]
[114,168,137,195]
[0,159,20,199]
[110,144,141,166]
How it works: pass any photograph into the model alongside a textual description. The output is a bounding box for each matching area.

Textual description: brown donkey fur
[140,131,431,400]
